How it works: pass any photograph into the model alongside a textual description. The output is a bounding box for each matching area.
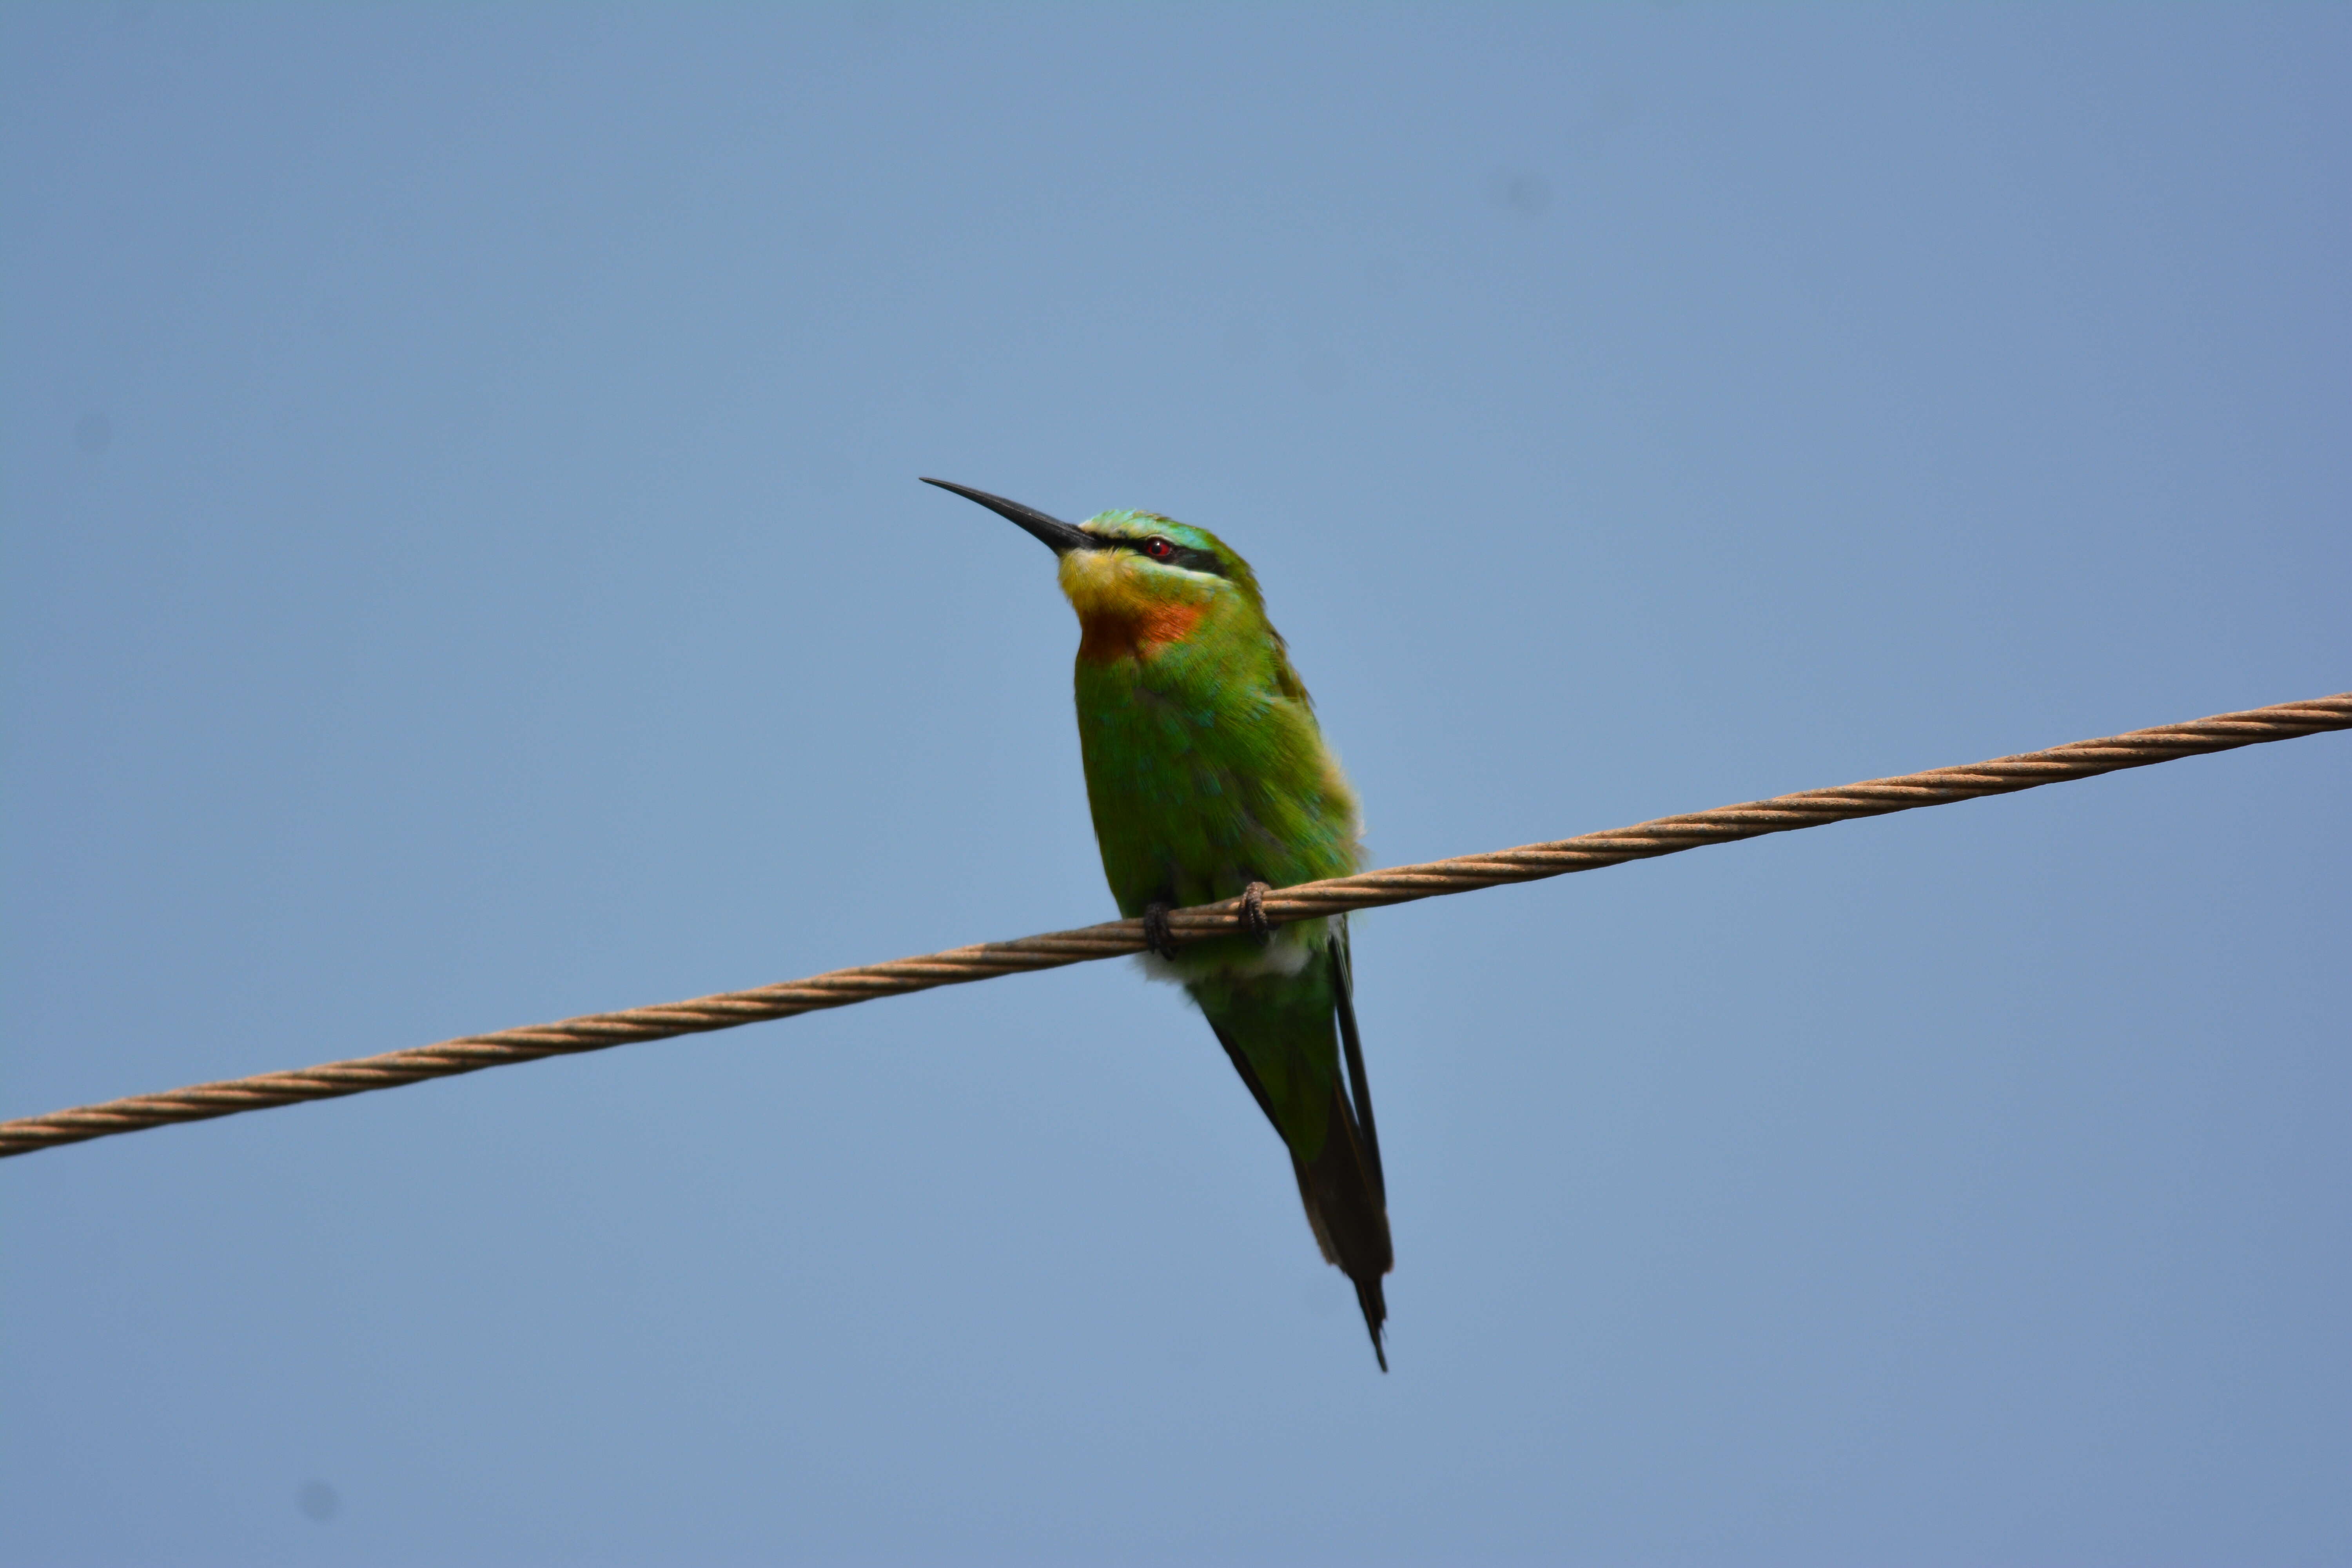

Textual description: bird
[923,477,1393,1370]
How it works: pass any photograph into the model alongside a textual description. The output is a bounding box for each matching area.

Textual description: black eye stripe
[1088,535,1229,578]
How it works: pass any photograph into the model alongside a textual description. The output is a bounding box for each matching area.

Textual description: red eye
[1143,537,1176,561]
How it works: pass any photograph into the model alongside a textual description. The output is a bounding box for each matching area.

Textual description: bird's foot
[1142,900,1179,961]
[1241,881,1275,943]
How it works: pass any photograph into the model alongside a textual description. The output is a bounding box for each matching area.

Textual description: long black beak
[921,477,1095,555]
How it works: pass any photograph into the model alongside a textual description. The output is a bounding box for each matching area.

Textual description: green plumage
[928,479,1393,1368]
[928,479,1394,1367]
[1066,512,1364,1138]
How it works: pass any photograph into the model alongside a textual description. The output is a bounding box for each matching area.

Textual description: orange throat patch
[1075,598,1207,664]
[1057,547,1216,664]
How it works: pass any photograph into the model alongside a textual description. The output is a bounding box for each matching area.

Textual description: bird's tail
[1291,1076,1393,1371]
[1198,930,1392,1371]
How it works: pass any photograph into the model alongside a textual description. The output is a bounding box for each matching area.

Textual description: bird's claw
[1241,881,1275,943]
[1142,901,1179,960]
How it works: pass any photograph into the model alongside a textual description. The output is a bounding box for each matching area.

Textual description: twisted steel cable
[3,691,2345,1161]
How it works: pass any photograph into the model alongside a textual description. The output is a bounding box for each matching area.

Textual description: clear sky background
[3,5,2347,1564]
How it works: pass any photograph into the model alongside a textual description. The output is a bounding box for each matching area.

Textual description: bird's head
[922,478,1265,662]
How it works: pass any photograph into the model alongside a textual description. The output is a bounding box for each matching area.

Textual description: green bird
[924,477,1393,1370]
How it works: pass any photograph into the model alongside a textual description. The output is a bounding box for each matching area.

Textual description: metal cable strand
[4,691,2345,1160]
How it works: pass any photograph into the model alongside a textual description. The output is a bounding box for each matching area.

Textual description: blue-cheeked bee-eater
[925,478,1393,1370]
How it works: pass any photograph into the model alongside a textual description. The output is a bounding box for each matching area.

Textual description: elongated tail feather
[1201,933,1392,1370]
[1291,1073,1392,1370]
[1321,929,1391,1368]
[1332,922,1383,1206]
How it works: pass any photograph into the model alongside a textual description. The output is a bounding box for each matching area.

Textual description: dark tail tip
[1355,1278,1388,1372]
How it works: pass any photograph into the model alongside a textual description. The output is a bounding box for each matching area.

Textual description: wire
[2,691,2344,1160]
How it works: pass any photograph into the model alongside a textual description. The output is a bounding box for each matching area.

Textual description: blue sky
[3,5,2347,1563]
